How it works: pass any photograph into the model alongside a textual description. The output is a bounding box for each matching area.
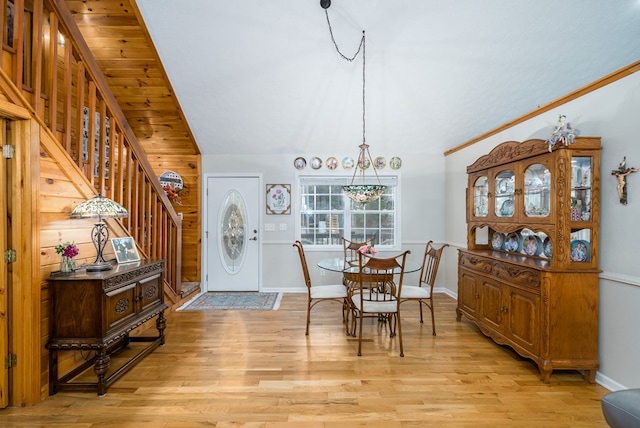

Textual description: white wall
[202,152,447,292]
[445,71,640,390]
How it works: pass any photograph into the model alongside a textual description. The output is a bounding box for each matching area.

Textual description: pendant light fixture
[321,2,386,204]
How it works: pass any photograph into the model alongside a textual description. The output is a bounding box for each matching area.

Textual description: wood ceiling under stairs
[63,0,200,156]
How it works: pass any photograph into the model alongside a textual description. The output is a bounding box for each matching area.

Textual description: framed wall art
[111,237,141,264]
[266,184,291,215]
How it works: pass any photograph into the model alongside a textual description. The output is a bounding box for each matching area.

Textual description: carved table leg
[156,311,167,345]
[48,348,59,395]
[94,348,111,396]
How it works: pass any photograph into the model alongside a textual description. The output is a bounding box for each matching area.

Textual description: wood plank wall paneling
[148,155,201,284]
[1,0,194,406]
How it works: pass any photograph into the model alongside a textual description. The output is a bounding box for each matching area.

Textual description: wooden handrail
[1,0,182,295]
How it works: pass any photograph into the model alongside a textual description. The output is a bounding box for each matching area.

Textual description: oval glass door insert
[218,189,248,274]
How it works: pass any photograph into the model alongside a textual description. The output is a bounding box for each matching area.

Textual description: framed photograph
[266,184,291,215]
[111,237,141,264]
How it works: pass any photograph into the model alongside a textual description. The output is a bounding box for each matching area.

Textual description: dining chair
[399,241,449,335]
[342,236,376,266]
[293,240,348,335]
[350,250,410,357]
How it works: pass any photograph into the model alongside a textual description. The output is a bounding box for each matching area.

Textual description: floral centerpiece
[55,241,79,272]
[358,244,377,255]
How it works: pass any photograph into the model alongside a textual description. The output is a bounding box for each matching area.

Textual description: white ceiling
[136,0,640,157]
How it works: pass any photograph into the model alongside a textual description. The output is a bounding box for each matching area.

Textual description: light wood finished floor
[1,293,610,427]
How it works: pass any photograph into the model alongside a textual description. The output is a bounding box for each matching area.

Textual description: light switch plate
[279,223,287,231]
[264,223,275,231]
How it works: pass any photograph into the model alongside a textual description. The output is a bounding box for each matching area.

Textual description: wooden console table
[47,259,167,396]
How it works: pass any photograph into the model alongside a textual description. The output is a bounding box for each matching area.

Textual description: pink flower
[358,245,377,255]
[55,242,79,259]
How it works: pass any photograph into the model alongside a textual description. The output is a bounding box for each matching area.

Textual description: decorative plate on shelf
[310,157,323,170]
[570,240,590,262]
[294,157,307,170]
[523,235,543,256]
[491,232,505,250]
[543,237,553,258]
[342,157,354,170]
[504,232,523,252]
[499,199,515,216]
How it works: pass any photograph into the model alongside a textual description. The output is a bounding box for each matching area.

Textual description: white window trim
[294,172,401,251]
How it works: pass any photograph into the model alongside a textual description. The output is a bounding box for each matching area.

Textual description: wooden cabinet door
[138,272,163,313]
[506,287,540,354]
[480,279,504,332]
[521,155,553,225]
[105,282,137,332]
[458,270,480,318]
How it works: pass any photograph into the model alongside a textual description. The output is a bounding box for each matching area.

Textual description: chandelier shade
[71,193,129,272]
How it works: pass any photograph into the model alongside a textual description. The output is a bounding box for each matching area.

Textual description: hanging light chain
[323,7,385,202]
[324,10,365,62]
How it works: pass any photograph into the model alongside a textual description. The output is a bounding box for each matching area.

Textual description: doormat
[180,292,282,311]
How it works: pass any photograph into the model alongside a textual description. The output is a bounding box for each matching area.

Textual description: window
[298,176,399,249]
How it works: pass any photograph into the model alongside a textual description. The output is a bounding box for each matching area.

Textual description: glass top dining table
[317,257,422,274]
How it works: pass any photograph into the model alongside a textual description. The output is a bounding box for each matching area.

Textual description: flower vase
[60,256,76,273]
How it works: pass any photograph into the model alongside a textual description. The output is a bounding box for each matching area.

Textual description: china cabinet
[457,137,601,383]
[47,260,167,396]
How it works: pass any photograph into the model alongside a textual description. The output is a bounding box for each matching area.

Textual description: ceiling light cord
[323,7,384,202]
[324,10,364,62]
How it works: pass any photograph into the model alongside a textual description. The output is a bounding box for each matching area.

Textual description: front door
[206,175,260,291]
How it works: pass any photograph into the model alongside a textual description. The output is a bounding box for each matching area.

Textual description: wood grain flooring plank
[0,293,609,427]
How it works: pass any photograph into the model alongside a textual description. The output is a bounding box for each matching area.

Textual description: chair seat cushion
[399,286,431,299]
[310,284,347,299]
[351,295,397,313]
[601,388,640,428]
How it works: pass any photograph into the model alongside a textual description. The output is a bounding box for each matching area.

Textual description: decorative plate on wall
[389,157,402,170]
[310,157,323,170]
[326,157,338,170]
[294,157,306,170]
[374,156,386,169]
[342,157,354,170]
[358,157,371,169]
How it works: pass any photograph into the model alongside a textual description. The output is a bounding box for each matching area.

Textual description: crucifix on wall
[611,157,637,205]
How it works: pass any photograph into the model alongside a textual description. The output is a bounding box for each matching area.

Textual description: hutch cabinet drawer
[460,252,541,291]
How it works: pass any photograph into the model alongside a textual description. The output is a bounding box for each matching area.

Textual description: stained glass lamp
[343,143,386,203]
[70,193,129,271]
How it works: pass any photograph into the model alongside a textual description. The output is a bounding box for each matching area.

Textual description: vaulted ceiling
[66,0,640,158]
